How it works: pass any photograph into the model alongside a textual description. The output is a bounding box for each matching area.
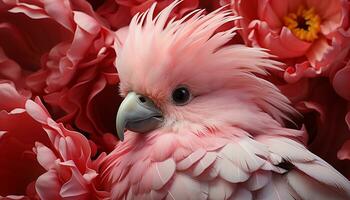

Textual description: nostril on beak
[138,96,146,103]
[116,92,164,141]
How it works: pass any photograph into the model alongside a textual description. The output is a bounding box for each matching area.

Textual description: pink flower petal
[0,48,22,82]
[338,139,350,160]
[279,27,312,55]
[256,23,311,58]
[34,142,58,170]
[269,0,288,19]
[306,37,334,67]
[284,61,321,83]
[25,100,50,124]
[333,65,350,101]
[43,0,75,31]
[59,164,90,199]
[0,81,26,112]
[8,4,49,19]
[285,0,304,12]
[258,0,282,29]
[73,11,101,34]
[36,170,61,200]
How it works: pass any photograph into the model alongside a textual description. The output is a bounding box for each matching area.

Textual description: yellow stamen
[284,6,321,42]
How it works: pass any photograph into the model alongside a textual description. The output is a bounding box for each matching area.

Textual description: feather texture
[229,188,252,200]
[191,152,217,177]
[287,170,347,200]
[166,174,209,200]
[245,170,272,191]
[177,148,207,170]
[208,179,235,200]
[292,161,350,196]
[102,131,350,199]
[218,139,266,172]
[255,174,300,200]
[153,159,176,190]
[101,1,350,199]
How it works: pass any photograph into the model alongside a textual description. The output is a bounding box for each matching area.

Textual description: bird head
[114,1,296,141]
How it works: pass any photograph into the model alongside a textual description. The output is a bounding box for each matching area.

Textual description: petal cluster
[0,82,107,199]
[0,0,122,151]
[232,0,350,81]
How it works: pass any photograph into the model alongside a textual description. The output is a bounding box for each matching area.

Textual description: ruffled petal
[333,64,350,101]
[255,22,312,58]
[338,139,350,160]
[35,170,61,200]
[284,61,321,83]
[306,37,334,67]
[258,0,283,29]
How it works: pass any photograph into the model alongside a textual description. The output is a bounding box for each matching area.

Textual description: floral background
[0,0,349,199]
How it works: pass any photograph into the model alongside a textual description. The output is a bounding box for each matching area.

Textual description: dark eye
[172,86,191,105]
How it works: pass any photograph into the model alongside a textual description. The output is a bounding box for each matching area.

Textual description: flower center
[284,6,321,42]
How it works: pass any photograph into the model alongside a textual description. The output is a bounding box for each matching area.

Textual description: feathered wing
[172,136,350,200]
[255,174,300,200]
[258,136,350,200]
[101,132,350,200]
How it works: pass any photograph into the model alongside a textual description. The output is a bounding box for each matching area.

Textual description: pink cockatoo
[100,1,350,199]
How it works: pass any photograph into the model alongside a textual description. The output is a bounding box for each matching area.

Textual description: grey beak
[116,92,163,141]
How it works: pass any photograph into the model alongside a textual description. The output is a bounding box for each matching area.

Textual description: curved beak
[116,92,163,141]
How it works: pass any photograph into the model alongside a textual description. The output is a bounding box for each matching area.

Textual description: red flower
[96,0,200,30]
[0,0,122,150]
[0,81,44,199]
[0,81,107,199]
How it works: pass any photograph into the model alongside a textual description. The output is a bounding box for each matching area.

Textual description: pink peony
[96,0,202,31]
[95,0,133,30]
[115,0,198,16]
[0,81,44,199]
[0,0,122,150]
[232,0,350,82]
[94,0,237,31]
[0,81,107,199]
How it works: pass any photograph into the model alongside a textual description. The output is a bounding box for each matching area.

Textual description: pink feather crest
[116,0,298,131]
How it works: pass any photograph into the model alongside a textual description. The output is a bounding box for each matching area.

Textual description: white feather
[293,161,350,196]
[245,170,272,191]
[260,137,316,162]
[219,140,265,172]
[150,190,167,200]
[191,152,217,176]
[208,179,235,200]
[197,164,220,181]
[166,174,209,200]
[229,188,252,200]
[216,157,250,183]
[256,174,300,200]
[287,170,347,200]
[177,148,206,170]
[153,158,176,190]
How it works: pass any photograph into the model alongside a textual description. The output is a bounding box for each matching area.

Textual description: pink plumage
[100,1,350,199]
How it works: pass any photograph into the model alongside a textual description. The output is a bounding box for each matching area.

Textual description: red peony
[0,0,122,151]
[0,81,107,199]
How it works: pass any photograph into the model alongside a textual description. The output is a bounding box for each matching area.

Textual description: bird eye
[171,86,191,105]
